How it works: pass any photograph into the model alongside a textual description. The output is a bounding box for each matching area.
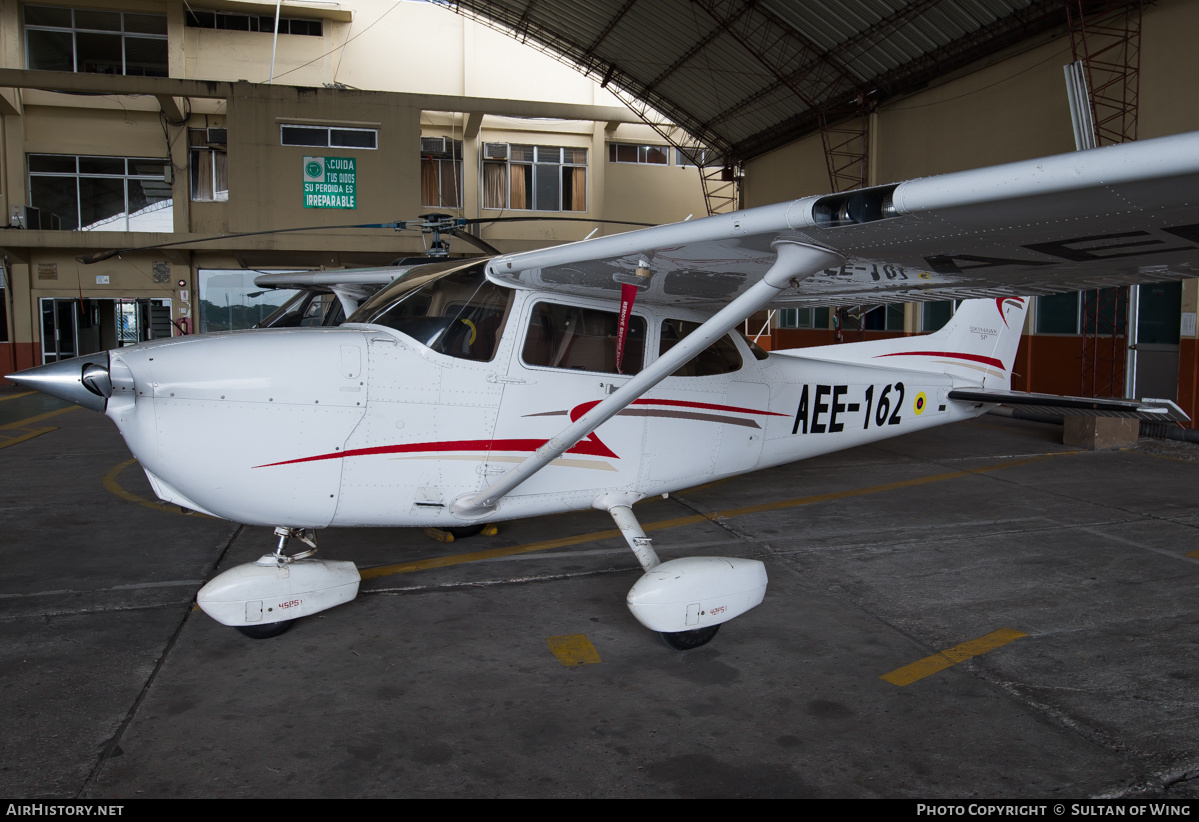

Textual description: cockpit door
[490,297,649,501]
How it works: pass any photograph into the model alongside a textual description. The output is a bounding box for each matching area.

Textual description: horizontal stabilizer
[948,389,1190,423]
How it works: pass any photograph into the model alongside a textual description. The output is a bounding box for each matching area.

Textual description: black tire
[656,624,720,650]
[447,524,486,539]
[236,620,295,639]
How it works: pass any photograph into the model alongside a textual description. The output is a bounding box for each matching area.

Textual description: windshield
[347,259,513,362]
[257,290,344,328]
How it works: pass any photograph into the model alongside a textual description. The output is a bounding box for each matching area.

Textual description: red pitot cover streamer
[615,282,638,374]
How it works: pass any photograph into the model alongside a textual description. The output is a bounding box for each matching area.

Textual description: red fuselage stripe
[255,436,614,469]
[630,398,788,416]
[874,351,1006,369]
[256,398,784,469]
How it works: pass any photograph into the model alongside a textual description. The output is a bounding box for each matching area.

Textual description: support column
[1178,280,1199,428]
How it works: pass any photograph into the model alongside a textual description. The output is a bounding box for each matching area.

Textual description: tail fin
[785,297,1029,388]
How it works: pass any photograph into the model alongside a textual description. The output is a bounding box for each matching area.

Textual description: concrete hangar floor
[2,385,1198,799]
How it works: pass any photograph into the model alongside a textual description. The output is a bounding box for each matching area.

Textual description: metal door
[1128,282,1181,400]
[39,298,78,363]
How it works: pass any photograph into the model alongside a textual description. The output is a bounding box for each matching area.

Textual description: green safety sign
[303,156,357,209]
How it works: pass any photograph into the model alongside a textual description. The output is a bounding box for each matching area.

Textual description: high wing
[484,130,1199,308]
[452,132,1199,517]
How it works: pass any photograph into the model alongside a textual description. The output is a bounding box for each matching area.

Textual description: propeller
[75,214,656,264]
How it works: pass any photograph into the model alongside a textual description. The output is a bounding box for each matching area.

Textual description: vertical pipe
[1126,284,1140,398]
[268,0,282,84]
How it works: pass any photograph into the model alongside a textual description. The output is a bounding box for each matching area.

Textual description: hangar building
[1,0,1196,426]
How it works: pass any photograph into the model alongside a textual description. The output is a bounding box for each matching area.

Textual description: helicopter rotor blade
[447,228,502,256]
[76,215,658,265]
[457,216,656,229]
[75,220,420,265]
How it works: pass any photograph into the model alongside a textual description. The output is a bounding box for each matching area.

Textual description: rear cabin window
[660,318,743,376]
[522,302,646,375]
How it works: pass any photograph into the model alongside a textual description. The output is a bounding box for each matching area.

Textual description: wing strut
[449,241,844,519]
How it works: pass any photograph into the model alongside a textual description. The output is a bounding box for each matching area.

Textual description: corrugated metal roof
[438,0,1066,162]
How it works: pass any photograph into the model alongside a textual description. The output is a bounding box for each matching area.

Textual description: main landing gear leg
[604,499,720,651]
[596,492,768,651]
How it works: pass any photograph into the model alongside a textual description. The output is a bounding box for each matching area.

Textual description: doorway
[39,298,173,364]
[1128,282,1182,400]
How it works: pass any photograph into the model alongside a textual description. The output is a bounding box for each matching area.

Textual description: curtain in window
[420,158,439,207]
[570,167,586,211]
[438,159,461,208]
[190,131,213,200]
[510,165,529,210]
[213,150,229,200]
[483,162,507,209]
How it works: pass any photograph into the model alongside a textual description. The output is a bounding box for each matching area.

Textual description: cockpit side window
[660,318,743,376]
[522,301,646,375]
[359,264,513,362]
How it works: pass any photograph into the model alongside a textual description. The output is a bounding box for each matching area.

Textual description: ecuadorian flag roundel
[914,392,927,415]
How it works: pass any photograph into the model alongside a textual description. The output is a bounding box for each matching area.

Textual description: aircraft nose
[6,352,112,413]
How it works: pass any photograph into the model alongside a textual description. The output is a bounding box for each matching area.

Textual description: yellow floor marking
[361,451,1071,581]
[881,628,1028,686]
[360,527,631,579]
[673,476,735,496]
[1187,549,1199,560]
[1138,449,1199,465]
[0,427,57,450]
[0,391,35,402]
[103,458,216,518]
[547,634,601,667]
[0,406,79,429]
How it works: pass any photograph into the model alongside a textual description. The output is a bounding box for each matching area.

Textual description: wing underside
[485,131,1199,309]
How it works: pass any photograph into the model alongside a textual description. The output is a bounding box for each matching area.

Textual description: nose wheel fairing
[197,529,361,634]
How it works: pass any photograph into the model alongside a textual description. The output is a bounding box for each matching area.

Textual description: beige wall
[22,105,166,157]
[0,0,710,352]
[0,0,705,245]
[167,0,624,109]
[874,37,1077,186]
[223,84,422,233]
[744,0,1199,207]
[1139,0,1199,139]
[739,131,827,206]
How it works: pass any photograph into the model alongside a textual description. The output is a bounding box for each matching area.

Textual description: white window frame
[608,143,670,165]
[778,307,829,329]
[28,154,172,232]
[481,142,587,213]
[184,9,323,37]
[674,148,712,168]
[421,138,463,209]
[189,129,229,202]
[24,5,168,76]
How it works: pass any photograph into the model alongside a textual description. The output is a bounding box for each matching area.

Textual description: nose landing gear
[196,527,361,639]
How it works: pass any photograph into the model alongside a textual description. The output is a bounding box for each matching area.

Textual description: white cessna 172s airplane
[10,131,1199,648]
